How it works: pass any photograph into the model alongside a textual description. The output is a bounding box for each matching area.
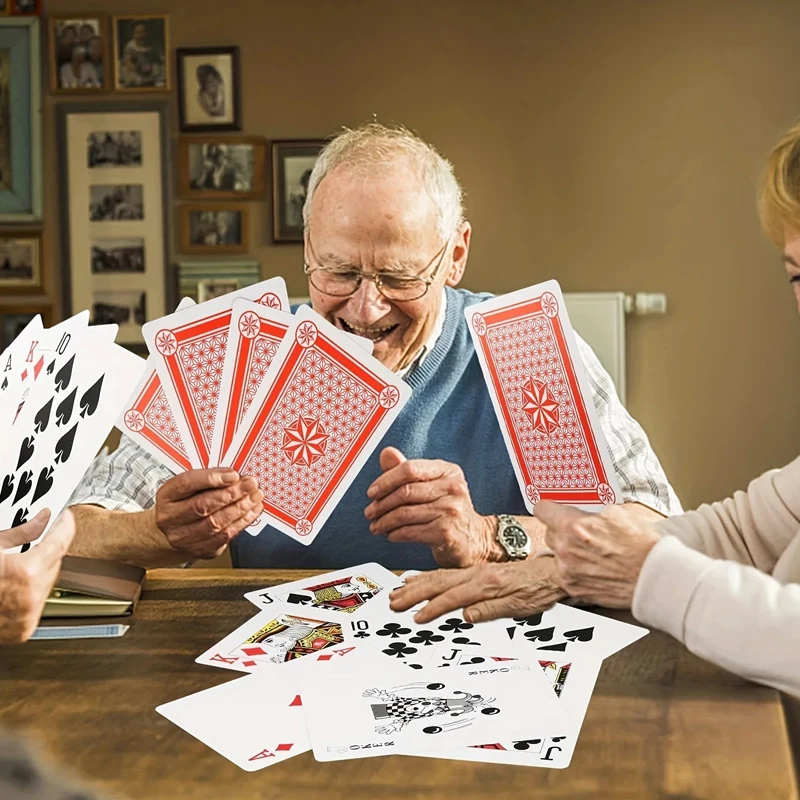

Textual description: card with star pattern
[219,305,411,546]
[464,280,622,512]
[141,279,289,469]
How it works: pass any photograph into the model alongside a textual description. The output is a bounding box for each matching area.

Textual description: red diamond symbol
[276,743,293,752]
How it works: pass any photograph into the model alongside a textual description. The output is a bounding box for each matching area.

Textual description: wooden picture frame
[10,0,40,15]
[174,259,260,302]
[0,304,51,350]
[0,229,42,293]
[57,102,172,346]
[0,18,41,221]
[0,2,10,16]
[176,46,241,132]
[48,12,110,94]
[180,203,248,254]
[271,139,325,243]
[177,135,265,200]
[112,14,170,92]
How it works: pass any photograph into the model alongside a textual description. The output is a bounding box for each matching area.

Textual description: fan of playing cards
[158,563,648,770]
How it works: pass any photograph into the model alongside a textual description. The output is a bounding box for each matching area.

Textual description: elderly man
[67,123,680,570]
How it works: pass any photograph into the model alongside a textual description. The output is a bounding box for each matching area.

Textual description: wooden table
[0,569,797,800]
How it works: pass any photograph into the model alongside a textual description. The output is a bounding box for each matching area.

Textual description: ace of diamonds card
[465,280,622,512]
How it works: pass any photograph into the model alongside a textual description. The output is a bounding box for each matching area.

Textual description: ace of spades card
[503,602,648,660]
[465,280,622,512]
[195,603,365,674]
[301,663,568,762]
[116,298,196,475]
[243,563,403,616]
[0,326,147,549]
[141,278,290,469]
[220,305,411,546]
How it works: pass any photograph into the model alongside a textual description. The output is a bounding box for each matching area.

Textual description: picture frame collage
[1,11,328,350]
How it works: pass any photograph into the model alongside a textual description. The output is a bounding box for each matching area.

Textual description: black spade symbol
[32,466,54,503]
[12,507,28,527]
[33,397,53,434]
[0,474,13,504]
[54,355,75,392]
[16,435,35,470]
[12,470,33,504]
[46,358,56,375]
[79,376,103,418]
[54,423,78,464]
[55,387,76,427]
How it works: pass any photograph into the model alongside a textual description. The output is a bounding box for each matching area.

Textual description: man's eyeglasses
[303,236,450,302]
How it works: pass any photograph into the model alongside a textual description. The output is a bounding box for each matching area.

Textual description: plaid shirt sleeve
[67,434,175,512]
[575,333,682,516]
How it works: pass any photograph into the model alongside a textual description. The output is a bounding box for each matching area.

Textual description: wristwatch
[495,514,531,560]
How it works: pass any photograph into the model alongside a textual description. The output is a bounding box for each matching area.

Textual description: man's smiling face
[304,163,469,373]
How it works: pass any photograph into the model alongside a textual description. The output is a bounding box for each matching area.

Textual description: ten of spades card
[465,280,622,512]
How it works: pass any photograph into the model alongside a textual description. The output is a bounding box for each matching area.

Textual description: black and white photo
[272,140,324,242]
[49,15,107,92]
[87,131,142,168]
[91,238,145,273]
[92,290,146,326]
[178,136,265,199]
[113,15,169,90]
[89,184,144,221]
[0,232,41,291]
[197,278,239,303]
[181,204,248,254]
[177,47,241,132]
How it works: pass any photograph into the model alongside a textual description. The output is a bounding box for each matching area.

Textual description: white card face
[0,327,147,548]
[195,603,361,674]
[220,305,411,546]
[141,278,289,469]
[465,280,622,512]
[503,603,648,661]
[116,297,196,475]
[243,563,403,617]
[0,313,44,425]
[409,654,602,769]
[208,299,293,468]
[156,673,309,772]
[301,663,569,762]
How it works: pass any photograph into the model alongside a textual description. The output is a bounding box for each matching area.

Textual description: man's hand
[536,501,661,608]
[155,468,264,560]
[389,557,565,624]
[0,509,75,643]
[365,447,503,568]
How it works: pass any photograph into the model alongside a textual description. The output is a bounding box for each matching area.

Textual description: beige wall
[35,0,800,512]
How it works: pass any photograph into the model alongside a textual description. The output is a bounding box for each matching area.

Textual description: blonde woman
[391,121,800,699]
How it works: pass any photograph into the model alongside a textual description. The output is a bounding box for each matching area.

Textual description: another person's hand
[154,469,264,560]
[536,500,661,608]
[365,447,500,568]
[389,557,565,624]
[0,509,75,643]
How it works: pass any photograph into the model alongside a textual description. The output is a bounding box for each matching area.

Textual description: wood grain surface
[0,569,796,800]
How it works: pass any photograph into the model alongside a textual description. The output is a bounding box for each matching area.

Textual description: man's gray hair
[303,123,465,241]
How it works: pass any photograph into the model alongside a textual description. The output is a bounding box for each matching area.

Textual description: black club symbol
[409,630,445,647]
[382,642,418,659]
[353,631,370,639]
[377,623,411,639]
[438,617,474,634]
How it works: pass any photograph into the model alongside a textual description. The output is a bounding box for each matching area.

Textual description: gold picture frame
[48,12,110,94]
[112,14,170,92]
[177,135,265,200]
[180,203,248,255]
[0,229,43,293]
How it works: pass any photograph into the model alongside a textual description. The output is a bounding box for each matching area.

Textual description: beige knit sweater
[632,456,800,698]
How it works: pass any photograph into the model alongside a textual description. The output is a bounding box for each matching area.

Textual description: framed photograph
[0,305,50,350]
[58,102,171,347]
[197,278,240,303]
[112,14,169,91]
[49,13,109,93]
[177,135,265,200]
[10,0,39,15]
[0,1,10,16]
[176,46,241,132]
[0,18,41,221]
[271,139,324,243]
[180,203,248,254]
[0,230,41,292]
[175,259,259,302]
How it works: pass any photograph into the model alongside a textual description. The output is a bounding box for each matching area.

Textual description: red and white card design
[141,279,289,469]
[116,298,195,474]
[207,299,293,468]
[220,305,411,545]
[466,280,621,512]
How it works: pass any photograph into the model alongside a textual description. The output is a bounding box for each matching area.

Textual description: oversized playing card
[220,305,411,545]
[0,314,44,424]
[208,299,292,468]
[156,673,309,772]
[116,298,196,475]
[503,603,648,660]
[466,280,621,512]
[301,662,569,762]
[243,563,403,616]
[195,602,363,674]
[141,278,289,469]
[0,326,147,549]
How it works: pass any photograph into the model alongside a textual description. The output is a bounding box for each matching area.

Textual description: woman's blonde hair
[759,119,800,247]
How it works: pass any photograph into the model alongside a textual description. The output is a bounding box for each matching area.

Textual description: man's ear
[445,221,471,287]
